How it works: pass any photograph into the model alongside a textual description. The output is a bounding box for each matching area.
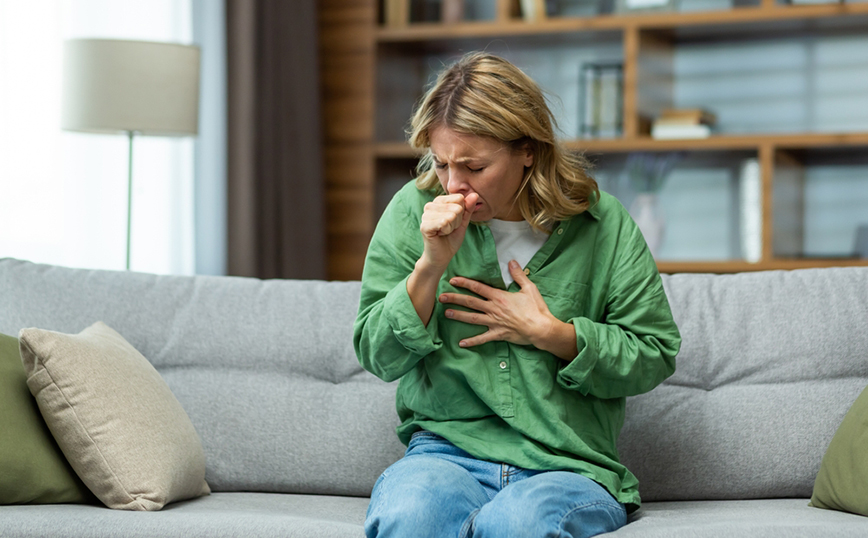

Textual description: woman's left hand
[439,260,577,360]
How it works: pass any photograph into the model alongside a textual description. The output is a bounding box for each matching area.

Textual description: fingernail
[459,341,467,347]
[509,260,518,269]
[445,310,454,318]
[439,294,447,302]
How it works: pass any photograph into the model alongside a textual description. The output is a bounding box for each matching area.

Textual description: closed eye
[433,161,483,172]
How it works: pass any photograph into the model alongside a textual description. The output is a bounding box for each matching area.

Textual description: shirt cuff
[556,317,598,395]
[383,275,443,356]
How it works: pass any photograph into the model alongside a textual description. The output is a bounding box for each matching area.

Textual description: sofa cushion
[2,495,868,538]
[0,492,369,537]
[18,322,210,511]
[810,383,868,516]
[617,499,868,537]
[0,332,93,504]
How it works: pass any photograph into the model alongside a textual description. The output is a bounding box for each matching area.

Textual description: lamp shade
[62,39,200,136]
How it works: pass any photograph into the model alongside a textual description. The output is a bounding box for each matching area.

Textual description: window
[0,0,196,274]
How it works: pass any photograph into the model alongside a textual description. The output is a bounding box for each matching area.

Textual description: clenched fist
[418,192,479,272]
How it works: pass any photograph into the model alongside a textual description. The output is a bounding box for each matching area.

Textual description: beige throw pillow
[19,322,210,511]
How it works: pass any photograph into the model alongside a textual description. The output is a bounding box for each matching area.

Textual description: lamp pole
[126,130,134,271]
[61,39,200,272]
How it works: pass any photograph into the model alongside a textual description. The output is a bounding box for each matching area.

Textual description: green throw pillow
[810,384,868,516]
[0,332,94,504]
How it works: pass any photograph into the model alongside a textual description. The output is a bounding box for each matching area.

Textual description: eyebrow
[431,154,485,164]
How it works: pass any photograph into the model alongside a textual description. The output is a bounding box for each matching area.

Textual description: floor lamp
[61,39,200,270]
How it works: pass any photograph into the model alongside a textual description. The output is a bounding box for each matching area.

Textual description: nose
[444,167,469,195]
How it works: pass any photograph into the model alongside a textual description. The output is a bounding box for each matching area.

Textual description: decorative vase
[630,193,665,258]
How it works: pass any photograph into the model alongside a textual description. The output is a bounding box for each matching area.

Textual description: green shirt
[353,181,681,511]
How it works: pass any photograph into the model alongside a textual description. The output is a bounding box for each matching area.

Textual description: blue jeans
[366,431,627,538]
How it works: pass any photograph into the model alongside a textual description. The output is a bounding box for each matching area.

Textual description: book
[739,159,762,263]
[441,0,464,24]
[384,0,409,27]
[617,0,674,12]
[520,0,547,21]
[651,123,712,139]
[623,0,671,9]
[855,225,868,259]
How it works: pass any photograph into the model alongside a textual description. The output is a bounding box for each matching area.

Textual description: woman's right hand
[408,192,479,326]
[418,192,479,273]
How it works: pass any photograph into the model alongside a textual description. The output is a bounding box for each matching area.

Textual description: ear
[521,143,534,168]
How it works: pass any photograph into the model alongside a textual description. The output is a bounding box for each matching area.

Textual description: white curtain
[0,0,196,274]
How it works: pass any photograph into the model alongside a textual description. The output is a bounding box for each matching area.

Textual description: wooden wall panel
[320,0,377,281]
[324,146,372,188]
[327,188,375,235]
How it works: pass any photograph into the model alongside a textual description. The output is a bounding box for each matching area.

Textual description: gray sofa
[1,257,867,537]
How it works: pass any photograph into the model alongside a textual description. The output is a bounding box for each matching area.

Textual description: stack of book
[651,109,716,140]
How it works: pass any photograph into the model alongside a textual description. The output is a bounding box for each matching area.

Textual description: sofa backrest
[621,267,868,501]
[0,258,405,497]
[2,258,867,502]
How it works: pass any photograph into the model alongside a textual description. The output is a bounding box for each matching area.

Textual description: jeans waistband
[410,430,444,441]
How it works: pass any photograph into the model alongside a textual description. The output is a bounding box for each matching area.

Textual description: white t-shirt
[487,219,549,287]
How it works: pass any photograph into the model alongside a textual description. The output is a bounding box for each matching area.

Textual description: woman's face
[429,125,533,222]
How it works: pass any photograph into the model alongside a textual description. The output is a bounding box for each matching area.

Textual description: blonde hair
[409,52,598,231]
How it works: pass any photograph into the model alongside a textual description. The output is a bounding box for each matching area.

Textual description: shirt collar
[585,204,601,221]
[549,192,600,239]
[583,191,602,221]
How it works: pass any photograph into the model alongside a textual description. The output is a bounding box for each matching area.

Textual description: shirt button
[523,268,530,276]
[499,361,507,370]
[557,228,564,235]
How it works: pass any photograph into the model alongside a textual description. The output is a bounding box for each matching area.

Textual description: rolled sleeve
[383,275,443,357]
[556,317,599,395]
[354,183,445,383]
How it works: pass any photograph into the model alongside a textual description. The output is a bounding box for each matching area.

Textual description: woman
[353,52,681,538]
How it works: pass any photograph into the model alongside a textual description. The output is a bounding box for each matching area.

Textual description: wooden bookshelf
[319,1,868,279]
[377,132,868,158]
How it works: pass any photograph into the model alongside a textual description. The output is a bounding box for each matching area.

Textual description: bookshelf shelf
[575,133,868,153]
[659,258,868,275]
[319,0,868,279]
[375,3,868,43]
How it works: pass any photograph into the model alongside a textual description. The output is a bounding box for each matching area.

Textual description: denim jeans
[365,431,627,538]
